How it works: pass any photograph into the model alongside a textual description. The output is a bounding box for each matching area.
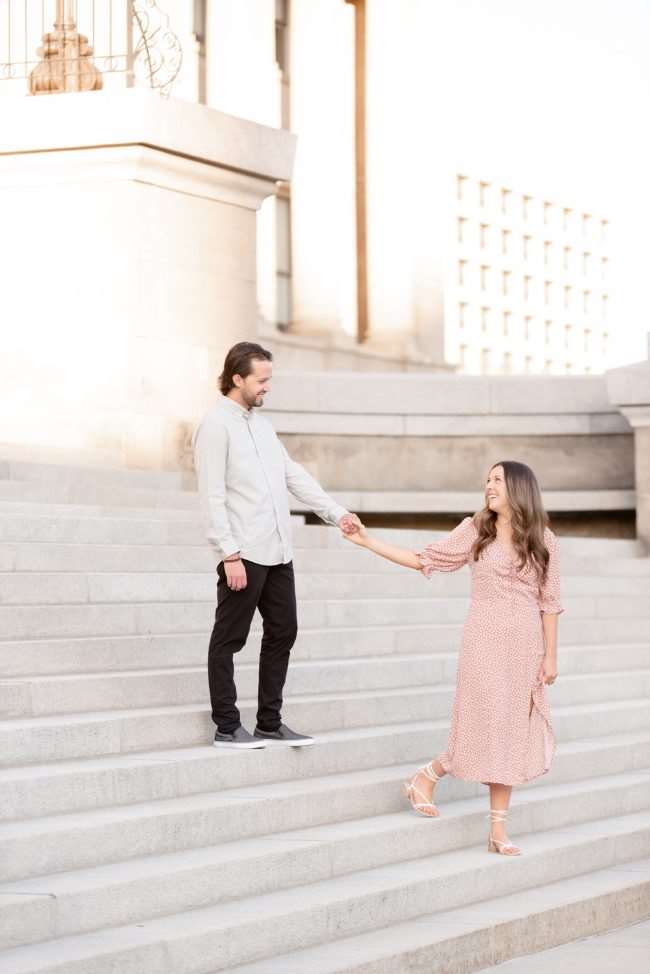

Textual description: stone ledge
[267,372,622,417]
[269,411,629,437]
[291,489,636,514]
[0,89,296,184]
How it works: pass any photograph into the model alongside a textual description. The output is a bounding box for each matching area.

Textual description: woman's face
[485,465,511,515]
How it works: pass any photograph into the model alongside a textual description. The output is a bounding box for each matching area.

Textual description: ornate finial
[29,1,103,95]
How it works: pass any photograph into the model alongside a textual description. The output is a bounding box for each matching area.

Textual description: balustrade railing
[0,0,182,95]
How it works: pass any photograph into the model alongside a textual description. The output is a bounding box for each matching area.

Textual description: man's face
[235,358,273,408]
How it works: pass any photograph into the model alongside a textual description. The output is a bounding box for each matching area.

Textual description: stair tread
[225,856,650,974]
[1,768,648,898]
[2,728,649,834]
[1,814,648,973]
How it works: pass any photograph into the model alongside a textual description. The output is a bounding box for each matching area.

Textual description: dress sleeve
[540,530,564,614]
[416,517,476,577]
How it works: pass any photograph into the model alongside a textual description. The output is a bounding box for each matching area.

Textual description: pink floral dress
[417,517,563,786]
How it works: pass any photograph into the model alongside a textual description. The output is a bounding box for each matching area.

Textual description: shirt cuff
[210,539,239,565]
[329,504,350,526]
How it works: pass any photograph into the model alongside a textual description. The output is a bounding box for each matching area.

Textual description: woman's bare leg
[411,758,446,805]
[488,782,513,844]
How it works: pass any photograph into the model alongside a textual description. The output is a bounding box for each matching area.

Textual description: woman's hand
[538,654,557,685]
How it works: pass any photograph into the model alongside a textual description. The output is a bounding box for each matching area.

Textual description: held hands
[338,513,368,546]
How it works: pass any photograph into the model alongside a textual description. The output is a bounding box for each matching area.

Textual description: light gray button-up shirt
[192,395,348,567]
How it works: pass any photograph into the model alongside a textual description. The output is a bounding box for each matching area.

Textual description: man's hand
[224,558,247,591]
[339,513,363,535]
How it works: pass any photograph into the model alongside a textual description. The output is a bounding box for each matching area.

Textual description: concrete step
[2,701,649,824]
[0,479,201,511]
[1,769,648,951]
[225,857,650,974]
[0,508,645,556]
[0,459,191,492]
[2,539,650,577]
[1,810,648,974]
[1,568,649,604]
[2,728,648,882]
[1,613,647,676]
[2,654,648,726]
[2,592,650,642]
[3,667,649,761]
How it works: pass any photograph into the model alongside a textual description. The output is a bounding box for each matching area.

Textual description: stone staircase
[0,462,649,974]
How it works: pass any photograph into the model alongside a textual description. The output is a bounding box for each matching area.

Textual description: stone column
[0,90,294,469]
[607,344,650,549]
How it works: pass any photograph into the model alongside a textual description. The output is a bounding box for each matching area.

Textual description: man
[193,341,361,749]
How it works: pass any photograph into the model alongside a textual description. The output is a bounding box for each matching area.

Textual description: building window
[276,193,292,328]
[543,201,553,225]
[564,285,572,310]
[524,315,533,341]
[457,217,467,244]
[501,229,511,255]
[480,265,490,290]
[544,359,553,374]
[582,252,591,276]
[564,323,572,349]
[525,355,533,373]
[601,256,609,281]
[602,331,609,354]
[458,301,467,329]
[602,294,609,318]
[502,270,511,296]
[522,195,532,220]
[563,246,572,271]
[600,218,609,244]
[480,306,490,334]
[501,187,511,215]
[544,241,552,266]
[584,328,591,352]
[563,207,572,232]
[523,275,532,301]
[458,260,468,286]
[503,310,511,337]
[479,181,490,207]
[544,280,552,305]
[544,320,553,345]
[457,174,468,201]
[480,223,490,248]
[582,212,592,236]
[522,234,532,260]
[565,361,573,374]
[481,348,490,372]
[503,352,513,375]
[583,290,590,313]
[459,344,468,368]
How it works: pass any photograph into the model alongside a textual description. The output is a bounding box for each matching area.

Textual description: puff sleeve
[540,529,564,614]
[417,517,477,578]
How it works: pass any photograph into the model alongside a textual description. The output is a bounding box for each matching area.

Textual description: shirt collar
[218,394,253,421]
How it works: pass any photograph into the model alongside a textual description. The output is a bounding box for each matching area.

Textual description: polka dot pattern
[417,517,563,786]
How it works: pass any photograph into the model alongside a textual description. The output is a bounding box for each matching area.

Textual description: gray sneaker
[214,726,266,749]
[253,723,314,747]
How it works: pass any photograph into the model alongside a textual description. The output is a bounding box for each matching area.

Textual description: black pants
[208,559,298,734]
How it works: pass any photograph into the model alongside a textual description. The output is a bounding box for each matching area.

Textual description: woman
[345,461,562,856]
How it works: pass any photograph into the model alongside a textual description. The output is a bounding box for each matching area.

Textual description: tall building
[449,173,611,375]
[0,0,614,375]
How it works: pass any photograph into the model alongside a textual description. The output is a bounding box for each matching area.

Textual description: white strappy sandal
[487,808,521,856]
[403,762,441,817]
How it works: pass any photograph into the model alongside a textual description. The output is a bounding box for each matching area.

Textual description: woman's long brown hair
[473,460,550,584]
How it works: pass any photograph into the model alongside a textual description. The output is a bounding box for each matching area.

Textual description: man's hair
[219,342,273,396]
